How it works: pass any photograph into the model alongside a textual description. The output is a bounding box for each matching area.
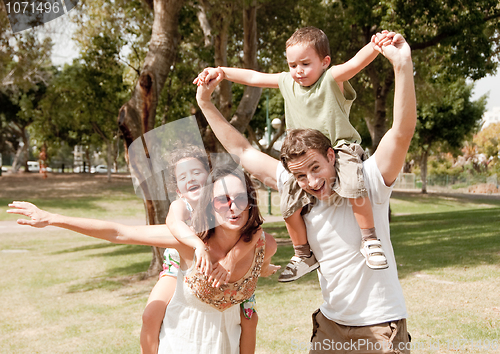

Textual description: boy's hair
[194,166,263,243]
[280,128,333,172]
[167,144,211,187]
[286,26,331,59]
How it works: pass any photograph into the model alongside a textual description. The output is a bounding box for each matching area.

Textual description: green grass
[0,177,144,221]
[1,180,499,353]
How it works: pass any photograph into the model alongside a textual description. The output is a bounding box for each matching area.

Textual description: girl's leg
[239,310,258,354]
[140,275,176,354]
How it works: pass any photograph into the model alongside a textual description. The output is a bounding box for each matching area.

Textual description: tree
[312,0,500,151]
[0,7,53,171]
[117,0,185,275]
[474,122,500,171]
[412,78,486,193]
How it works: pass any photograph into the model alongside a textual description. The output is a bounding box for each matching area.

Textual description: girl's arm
[166,199,212,276]
[194,67,280,88]
[7,201,193,258]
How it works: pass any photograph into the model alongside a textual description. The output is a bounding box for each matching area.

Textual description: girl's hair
[286,26,331,60]
[167,145,211,189]
[193,166,263,243]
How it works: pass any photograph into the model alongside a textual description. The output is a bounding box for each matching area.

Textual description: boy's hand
[7,201,51,228]
[208,262,231,288]
[260,263,281,277]
[195,246,212,277]
[193,67,225,86]
[371,30,394,48]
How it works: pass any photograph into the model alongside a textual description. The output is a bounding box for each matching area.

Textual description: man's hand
[196,70,225,104]
[7,201,51,228]
[372,31,411,66]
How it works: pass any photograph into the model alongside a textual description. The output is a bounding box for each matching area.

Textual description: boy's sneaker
[278,254,319,282]
[360,239,389,270]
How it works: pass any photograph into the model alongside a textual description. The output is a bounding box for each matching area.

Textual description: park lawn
[0,173,145,221]
[1,185,499,353]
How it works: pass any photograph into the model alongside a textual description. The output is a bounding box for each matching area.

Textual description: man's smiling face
[287,148,337,200]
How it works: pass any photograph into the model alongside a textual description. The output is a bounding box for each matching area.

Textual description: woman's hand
[260,263,281,277]
[7,201,51,228]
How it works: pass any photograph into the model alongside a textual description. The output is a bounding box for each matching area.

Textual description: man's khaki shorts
[310,309,410,354]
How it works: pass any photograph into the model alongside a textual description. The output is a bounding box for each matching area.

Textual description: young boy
[195,27,391,282]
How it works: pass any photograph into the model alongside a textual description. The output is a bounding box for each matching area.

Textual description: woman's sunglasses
[212,194,248,214]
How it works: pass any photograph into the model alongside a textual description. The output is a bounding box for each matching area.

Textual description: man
[196,32,416,353]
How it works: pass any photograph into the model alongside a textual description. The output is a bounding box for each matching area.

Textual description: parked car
[73,165,90,173]
[27,161,40,172]
[94,165,115,173]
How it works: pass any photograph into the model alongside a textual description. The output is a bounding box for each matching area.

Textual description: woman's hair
[193,166,263,243]
[167,145,211,189]
[280,128,333,172]
[286,26,331,60]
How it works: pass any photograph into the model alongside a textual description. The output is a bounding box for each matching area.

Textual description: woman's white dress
[158,231,265,354]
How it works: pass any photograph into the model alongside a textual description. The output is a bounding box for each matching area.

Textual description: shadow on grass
[61,243,151,292]
[262,206,500,283]
[391,207,500,279]
[391,191,500,208]
[66,259,151,293]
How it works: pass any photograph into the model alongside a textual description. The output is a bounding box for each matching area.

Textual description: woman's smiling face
[212,174,249,231]
[175,158,209,204]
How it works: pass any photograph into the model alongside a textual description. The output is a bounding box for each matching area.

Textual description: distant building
[482,107,500,129]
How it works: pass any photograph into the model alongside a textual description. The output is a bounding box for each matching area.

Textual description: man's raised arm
[196,74,279,190]
[373,33,417,186]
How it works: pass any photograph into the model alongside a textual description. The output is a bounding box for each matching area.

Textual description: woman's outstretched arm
[7,201,186,250]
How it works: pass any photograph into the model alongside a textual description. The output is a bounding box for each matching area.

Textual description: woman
[8,165,277,354]
[159,165,275,353]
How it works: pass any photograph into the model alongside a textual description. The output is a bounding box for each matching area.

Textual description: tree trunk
[197,0,261,149]
[106,141,112,182]
[212,3,233,120]
[229,1,262,134]
[365,66,395,153]
[420,149,429,194]
[11,140,27,173]
[117,0,184,277]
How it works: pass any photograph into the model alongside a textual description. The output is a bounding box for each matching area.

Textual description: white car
[94,165,115,173]
[27,161,40,172]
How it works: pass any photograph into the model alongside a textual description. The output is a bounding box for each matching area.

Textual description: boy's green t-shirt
[278,66,361,147]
